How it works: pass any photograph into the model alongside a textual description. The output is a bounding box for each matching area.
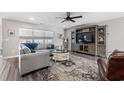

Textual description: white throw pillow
[20,44,31,54]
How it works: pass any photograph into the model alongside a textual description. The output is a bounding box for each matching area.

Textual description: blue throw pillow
[47,44,54,49]
[22,43,38,53]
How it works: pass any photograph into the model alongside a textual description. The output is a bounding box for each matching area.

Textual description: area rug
[61,60,75,67]
[38,54,99,81]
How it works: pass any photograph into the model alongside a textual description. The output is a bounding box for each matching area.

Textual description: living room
[1,0,124,92]
[1,12,124,81]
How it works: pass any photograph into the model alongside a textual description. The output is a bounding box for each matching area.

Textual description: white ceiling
[0,12,124,29]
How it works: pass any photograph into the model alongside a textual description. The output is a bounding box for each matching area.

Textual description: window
[48,39,53,44]
[20,39,33,43]
[19,28,54,45]
[26,39,33,43]
[44,39,53,45]
[19,28,33,36]
[33,39,44,44]
[45,31,54,37]
[20,39,26,43]
[33,30,45,37]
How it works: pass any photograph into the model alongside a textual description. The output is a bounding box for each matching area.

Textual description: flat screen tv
[82,33,94,44]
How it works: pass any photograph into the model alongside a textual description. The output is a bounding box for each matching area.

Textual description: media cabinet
[65,25,106,57]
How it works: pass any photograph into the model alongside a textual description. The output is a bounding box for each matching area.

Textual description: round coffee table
[53,51,69,62]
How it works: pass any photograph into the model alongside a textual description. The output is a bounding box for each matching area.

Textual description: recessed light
[29,17,35,21]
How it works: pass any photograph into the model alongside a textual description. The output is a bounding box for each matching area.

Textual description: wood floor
[0,53,99,81]
[0,58,21,81]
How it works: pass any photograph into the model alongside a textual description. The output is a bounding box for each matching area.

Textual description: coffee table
[52,51,69,62]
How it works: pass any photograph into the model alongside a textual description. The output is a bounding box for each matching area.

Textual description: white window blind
[19,28,54,44]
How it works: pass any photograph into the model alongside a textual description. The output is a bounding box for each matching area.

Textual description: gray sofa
[19,50,50,76]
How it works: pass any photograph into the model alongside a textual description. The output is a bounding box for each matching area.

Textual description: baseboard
[3,55,19,60]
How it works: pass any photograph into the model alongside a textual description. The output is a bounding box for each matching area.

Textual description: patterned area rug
[28,54,99,81]
[23,68,59,81]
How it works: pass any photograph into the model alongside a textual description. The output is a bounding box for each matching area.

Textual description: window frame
[19,28,54,44]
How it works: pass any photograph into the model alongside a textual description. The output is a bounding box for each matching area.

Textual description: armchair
[97,50,124,81]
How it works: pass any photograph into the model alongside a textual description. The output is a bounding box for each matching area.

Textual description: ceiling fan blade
[70,19,76,22]
[56,17,65,19]
[66,12,70,17]
[61,19,66,23]
[70,16,82,19]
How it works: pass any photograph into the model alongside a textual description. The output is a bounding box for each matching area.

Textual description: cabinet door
[97,26,106,57]
[97,45,106,56]
[71,44,75,51]
[89,45,95,54]
[72,44,78,52]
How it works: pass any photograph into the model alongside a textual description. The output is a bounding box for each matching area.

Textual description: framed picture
[8,29,15,37]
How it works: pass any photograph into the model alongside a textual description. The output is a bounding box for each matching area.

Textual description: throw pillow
[20,44,31,54]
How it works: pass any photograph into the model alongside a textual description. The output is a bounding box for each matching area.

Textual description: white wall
[97,17,124,56]
[51,27,64,47]
[2,19,64,58]
[64,28,75,51]
[65,17,124,57]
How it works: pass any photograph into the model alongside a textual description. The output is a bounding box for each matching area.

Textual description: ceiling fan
[56,12,82,23]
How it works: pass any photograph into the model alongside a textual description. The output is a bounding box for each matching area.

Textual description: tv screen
[82,33,94,43]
